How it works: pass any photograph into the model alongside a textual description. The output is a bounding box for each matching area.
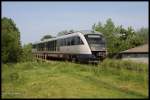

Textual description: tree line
[2,17,33,63]
[2,17,148,63]
[92,18,148,57]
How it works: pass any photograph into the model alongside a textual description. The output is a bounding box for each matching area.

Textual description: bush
[99,59,148,72]
[2,17,22,63]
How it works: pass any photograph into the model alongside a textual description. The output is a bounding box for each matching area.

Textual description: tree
[57,30,68,36]
[136,27,148,43]
[21,43,33,62]
[103,18,115,35]
[2,17,22,63]
[92,18,147,57]
[41,34,53,41]
[69,29,75,33]
[94,22,104,33]
[92,23,96,31]
[57,29,75,36]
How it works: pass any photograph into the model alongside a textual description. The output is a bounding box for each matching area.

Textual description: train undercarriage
[33,51,106,64]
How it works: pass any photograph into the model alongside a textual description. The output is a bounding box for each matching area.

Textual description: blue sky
[2,2,148,45]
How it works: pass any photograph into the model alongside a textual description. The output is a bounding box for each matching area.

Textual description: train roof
[32,30,103,45]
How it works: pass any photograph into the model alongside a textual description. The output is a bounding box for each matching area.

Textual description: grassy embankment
[2,59,148,98]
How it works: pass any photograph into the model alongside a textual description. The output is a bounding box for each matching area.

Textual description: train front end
[84,32,107,62]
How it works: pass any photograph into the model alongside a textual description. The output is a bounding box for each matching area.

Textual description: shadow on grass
[78,74,147,98]
[65,71,147,98]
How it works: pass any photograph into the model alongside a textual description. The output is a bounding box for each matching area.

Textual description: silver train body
[32,30,107,62]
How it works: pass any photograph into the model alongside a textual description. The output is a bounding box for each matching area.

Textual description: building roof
[121,44,149,53]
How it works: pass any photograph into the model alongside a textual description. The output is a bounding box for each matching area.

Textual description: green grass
[2,59,148,98]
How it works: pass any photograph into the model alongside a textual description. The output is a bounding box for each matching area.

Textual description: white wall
[122,57,148,64]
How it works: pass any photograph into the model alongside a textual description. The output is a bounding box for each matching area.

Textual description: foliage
[57,29,75,36]
[2,17,22,63]
[136,27,148,44]
[2,60,148,98]
[57,30,68,36]
[92,18,148,57]
[21,43,34,62]
[41,34,53,41]
[100,59,148,72]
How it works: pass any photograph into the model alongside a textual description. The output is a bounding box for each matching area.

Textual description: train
[32,30,107,63]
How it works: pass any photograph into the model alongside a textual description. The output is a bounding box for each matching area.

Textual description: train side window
[59,39,61,46]
[49,41,51,51]
[37,44,39,51]
[51,41,53,51]
[59,40,61,46]
[40,43,42,51]
[42,43,45,51]
[71,37,75,45]
[49,42,50,51]
[39,43,41,51]
[67,38,70,46]
[47,42,49,51]
[54,40,56,51]
[48,41,52,51]
[64,39,66,46]
[61,39,63,46]
[74,37,77,45]
[62,39,64,46]
[63,39,65,46]
[79,37,84,44]
[75,36,83,45]
[47,42,48,51]
[44,43,46,50]
[37,44,38,51]
[38,44,39,51]
[69,38,71,45]
[52,41,54,51]
[51,42,52,50]
[67,38,69,46]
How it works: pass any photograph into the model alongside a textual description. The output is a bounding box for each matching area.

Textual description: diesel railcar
[32,30,107,63]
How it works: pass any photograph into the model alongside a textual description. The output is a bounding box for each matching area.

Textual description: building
[119,44,149,63]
